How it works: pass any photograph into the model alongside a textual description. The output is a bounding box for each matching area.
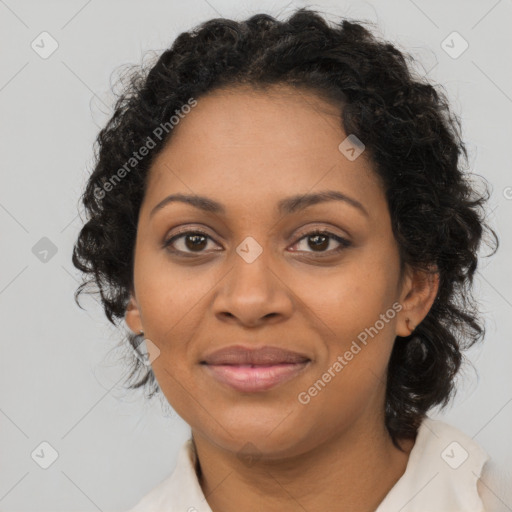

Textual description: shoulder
[377,417,511,512]
[425,419,512,511]
[479,457,512,512]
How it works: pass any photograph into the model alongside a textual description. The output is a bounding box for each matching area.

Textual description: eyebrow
[149,190,369,218]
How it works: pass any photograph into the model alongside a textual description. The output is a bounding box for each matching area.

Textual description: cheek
[134,248,206,326]
[295,353,388,438]
[290,251,400,393]
[294,255,399,339]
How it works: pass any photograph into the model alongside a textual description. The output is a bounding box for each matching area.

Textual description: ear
[396,265,439,337]
[125,293,143,334]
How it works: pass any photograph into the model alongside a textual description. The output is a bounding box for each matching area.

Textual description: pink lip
[201,345,310,365]
[202,362,311,392]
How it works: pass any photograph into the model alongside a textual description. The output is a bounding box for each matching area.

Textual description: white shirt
[127,417,512,511]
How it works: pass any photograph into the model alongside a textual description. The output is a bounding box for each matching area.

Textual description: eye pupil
[309,234,329,251]
[186,234,208,251]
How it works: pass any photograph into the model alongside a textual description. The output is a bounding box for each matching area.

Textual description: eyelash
[163,228,352,257]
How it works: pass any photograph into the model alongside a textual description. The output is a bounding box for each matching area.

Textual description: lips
[201,345,310,366]
[200,345,311,392]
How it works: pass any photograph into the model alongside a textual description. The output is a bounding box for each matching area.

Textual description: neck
[192,417,416,512]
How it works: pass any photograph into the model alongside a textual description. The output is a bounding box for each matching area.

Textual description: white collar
[375,417,489,511]
[128,417,489,511]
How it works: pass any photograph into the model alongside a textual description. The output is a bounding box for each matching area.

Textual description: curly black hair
[72,7,498,446]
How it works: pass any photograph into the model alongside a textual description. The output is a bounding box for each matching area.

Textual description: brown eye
[164,230,219,254]
[307,233,330,251]
[291,230,351,255]
[184,233,208,251]
[163,228,351,258]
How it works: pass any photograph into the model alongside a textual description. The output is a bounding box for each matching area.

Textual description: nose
[211,246,294,328]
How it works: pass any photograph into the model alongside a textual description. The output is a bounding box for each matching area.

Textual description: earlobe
[396,266,439,338]
[125,295,143,334]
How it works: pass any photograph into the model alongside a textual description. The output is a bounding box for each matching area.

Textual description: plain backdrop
[1,0,511,510]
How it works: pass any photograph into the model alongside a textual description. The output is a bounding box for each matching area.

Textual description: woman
[72,7,509,511]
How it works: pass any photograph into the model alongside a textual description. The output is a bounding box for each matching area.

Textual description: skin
[125,84,439,511]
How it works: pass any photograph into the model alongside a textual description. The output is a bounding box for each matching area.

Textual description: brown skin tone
[125,84,439,511]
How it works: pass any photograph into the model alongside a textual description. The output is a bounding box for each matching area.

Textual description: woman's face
[126,85,429,457]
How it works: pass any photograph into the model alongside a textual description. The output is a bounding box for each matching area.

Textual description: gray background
[1,0,511,510]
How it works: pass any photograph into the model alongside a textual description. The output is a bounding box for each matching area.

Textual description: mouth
[200,345,311,392]
[201,362,311,392]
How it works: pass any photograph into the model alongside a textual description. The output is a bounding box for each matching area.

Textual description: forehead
[142,84,383,218]
[159,84,347,156]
